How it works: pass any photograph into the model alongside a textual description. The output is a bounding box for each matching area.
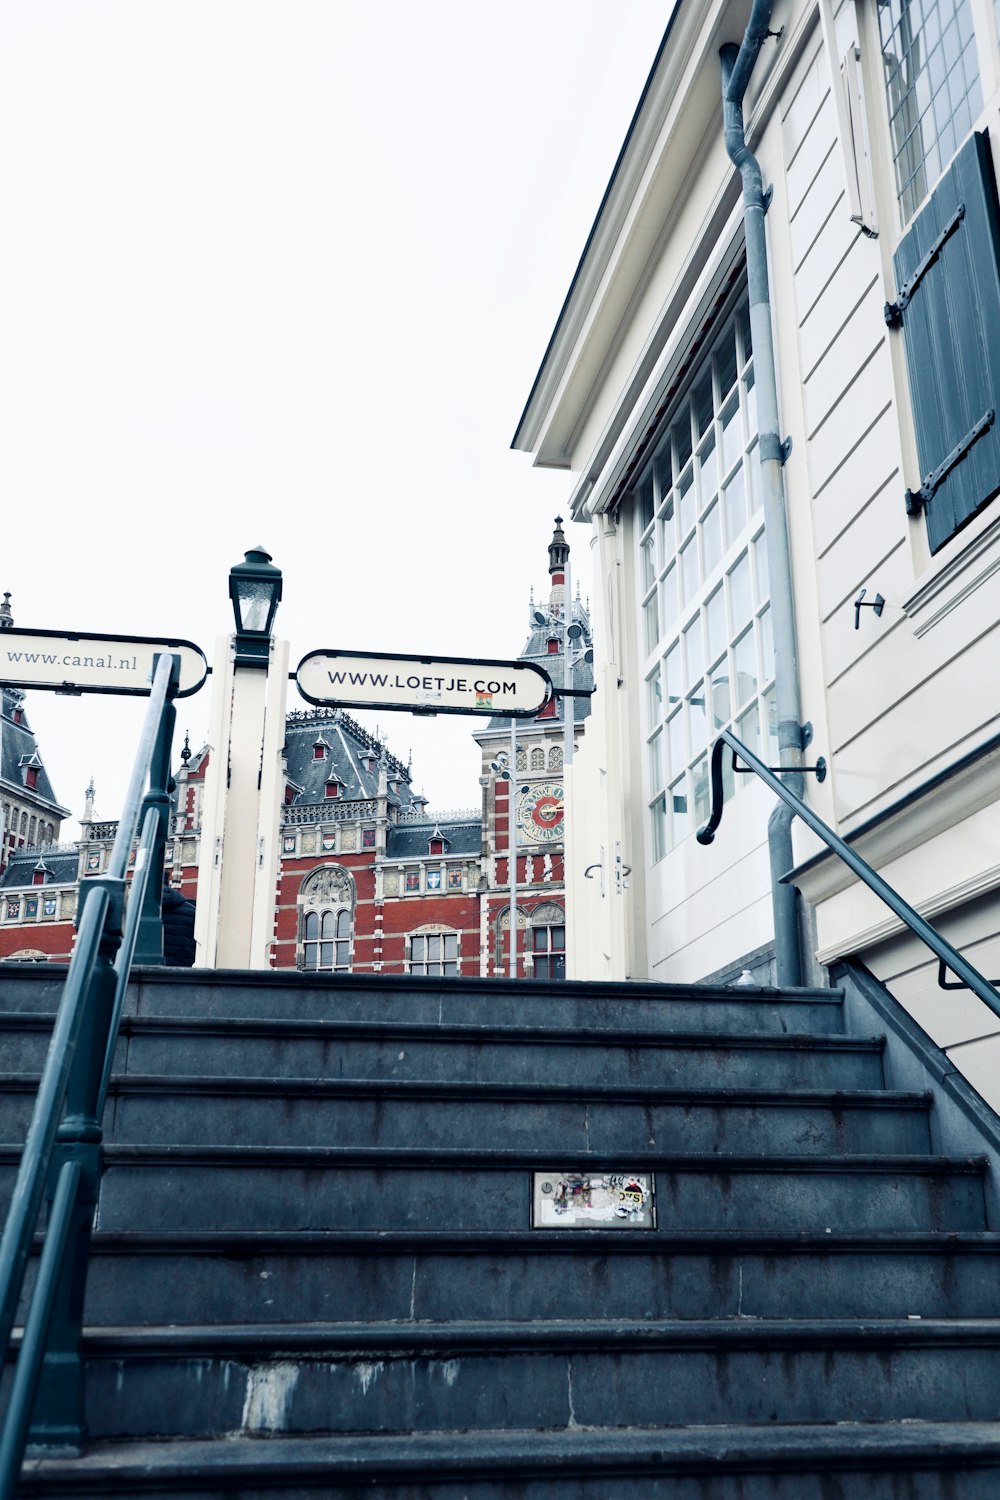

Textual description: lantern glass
[229,547,282,665]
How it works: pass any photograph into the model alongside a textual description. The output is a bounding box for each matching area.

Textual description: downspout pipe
[721,10,805,986]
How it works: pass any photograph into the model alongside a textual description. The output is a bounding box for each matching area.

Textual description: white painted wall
[524,0,1000,1003]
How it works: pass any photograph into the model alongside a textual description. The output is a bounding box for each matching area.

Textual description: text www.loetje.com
[327,669,519,694]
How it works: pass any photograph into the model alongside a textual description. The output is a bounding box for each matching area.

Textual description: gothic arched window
[298,865,355,972]
[530,901,566,981]
[302,909,352,970]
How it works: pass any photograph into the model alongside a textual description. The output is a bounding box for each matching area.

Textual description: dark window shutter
[889,132,1000,553]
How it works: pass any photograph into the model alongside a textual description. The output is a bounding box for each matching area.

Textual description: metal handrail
[0,652,179,1490]
[697,729,1000,1021]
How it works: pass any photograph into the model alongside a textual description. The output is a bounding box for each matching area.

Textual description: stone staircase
[2,962,1000,1496]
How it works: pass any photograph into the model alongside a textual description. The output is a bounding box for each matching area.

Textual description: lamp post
[194,548,289,969]
[510,718,519,979]
[490,741,525,980]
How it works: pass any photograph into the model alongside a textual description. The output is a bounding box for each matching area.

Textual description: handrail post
[133,654,180,966]
[26,875,125,1451]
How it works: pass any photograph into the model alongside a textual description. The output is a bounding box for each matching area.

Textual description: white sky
[0,2,667,834]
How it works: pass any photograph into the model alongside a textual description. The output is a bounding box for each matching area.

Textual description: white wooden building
[514,0,1000,1106]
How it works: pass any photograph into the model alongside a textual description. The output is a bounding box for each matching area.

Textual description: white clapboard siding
[807,340,895,491]
[802,281,886,437]
[798,231,878,375]
[829,625,1000,820]
[811,404,900,552]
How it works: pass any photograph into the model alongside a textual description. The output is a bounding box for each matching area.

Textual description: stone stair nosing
[17,1426,1000,1499]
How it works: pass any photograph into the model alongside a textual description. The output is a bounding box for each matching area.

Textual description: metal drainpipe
[721,6,804,986]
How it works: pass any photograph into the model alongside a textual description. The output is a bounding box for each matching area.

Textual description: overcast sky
[0,2,668,833]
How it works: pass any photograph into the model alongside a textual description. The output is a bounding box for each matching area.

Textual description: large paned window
[640,291,775,862]
[878,0,982,224]
[888,130,1000,551]
[409,931,458,975]
[302,909,351,970]
[531,923,566,980]
[298,865,354,972]
[877,0,1000,552]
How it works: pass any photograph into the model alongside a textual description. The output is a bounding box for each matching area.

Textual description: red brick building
[0,525,592,975]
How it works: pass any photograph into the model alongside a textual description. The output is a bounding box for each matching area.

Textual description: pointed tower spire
[0,592,12,630]
[548,516,569,618]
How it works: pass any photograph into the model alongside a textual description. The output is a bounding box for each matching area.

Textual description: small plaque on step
[532,1172,656,1229]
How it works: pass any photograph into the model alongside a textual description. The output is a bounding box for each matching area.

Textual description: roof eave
[510,2,687,460]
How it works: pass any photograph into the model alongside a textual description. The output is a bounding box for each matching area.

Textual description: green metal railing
[0,653,179,1489]
[698,728,1000,1019]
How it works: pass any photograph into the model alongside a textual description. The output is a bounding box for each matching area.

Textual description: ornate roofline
[285,708,410,781]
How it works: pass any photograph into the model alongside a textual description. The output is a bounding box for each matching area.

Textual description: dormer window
[537,698,557,720]
[285,784,296,805]
[429,838,444,856]
[325,779,341,799]
[313,740,327,760]
[12,708,22,726]
[547,637,559,655]
[25,765,38,790]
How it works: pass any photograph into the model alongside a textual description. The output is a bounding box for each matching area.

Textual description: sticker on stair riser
[532,1172,656,1229]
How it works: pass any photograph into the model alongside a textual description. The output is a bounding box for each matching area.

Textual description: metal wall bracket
[854,588,885,629]
[905,408,994,515]
[800,721,814,749]
[735,755,827,783]
[938,958,1000,991]
[759,432,792,465]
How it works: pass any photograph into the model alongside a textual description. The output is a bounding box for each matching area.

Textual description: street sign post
[295,648,552,717]
[0,628,208,697]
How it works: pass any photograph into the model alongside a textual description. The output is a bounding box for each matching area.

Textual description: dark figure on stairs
[161,879,196,966]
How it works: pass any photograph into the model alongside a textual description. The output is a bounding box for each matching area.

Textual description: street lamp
[229,547,283,666]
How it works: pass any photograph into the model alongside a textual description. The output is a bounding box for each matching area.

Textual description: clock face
[516,782,565,844]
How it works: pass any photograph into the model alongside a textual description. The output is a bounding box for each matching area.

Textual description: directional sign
[0,628,208,697]
[296,648,552,717]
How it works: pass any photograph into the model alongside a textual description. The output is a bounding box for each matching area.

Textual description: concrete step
[0,1021,887,1096]
[64,1229,1000,1326]
[0,967,847,1035]
[19,1422,1000,1498]
[50,1319,1000,1439]
[104,1018,885,1091]
[93,1078,930,1154]
[67,1147,987,1234]
[123,968,849,1035]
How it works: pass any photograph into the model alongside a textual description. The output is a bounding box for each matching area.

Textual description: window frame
[301,906,352,972]
[530,921,566,981]
[408,930,459,976]
[636,284,775,864]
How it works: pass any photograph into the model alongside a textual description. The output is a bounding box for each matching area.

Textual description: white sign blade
[296,651,551,717]
[0,630,208,697]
